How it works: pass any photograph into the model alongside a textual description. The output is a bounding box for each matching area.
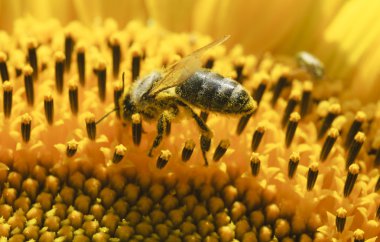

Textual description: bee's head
[120,93,135,121]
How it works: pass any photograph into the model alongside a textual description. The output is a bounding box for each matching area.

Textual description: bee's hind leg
[148,110,176,157]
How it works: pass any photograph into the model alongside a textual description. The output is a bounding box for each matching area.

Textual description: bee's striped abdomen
[176,70,254,114]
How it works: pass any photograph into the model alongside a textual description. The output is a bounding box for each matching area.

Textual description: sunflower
[0,1,379,241]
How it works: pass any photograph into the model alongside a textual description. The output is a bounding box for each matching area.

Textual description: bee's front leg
[148,110,174,157]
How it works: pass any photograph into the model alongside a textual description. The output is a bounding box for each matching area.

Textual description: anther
[213,139,230,162]
[44,94,54,125]
[300,81,313,118]
[113,82,123,119]
[132,50,141,81]
[236,114,252,135]
[132,113,142,146]
[288,152,300,179]
[271,76,288,107]
[182,140,195,162]
[95,61,107,102]
[15,65,22,77]
[64,32,74,72]
[76,43,86,86]
[307,162,319,191]
[21,113,32,143]
[353,229,364,242]
[200,134,212,166]
[375,148,380,167]
[0,52,9,82]
[204,57,214,69]
[335,207,347,233]
[253,78,268,106]
[344,163,359,197]
[345,111,366,149]
[85,113,96,140]
[234,65,244,83]
[346,132,365,169]
[376,176,380,192]
[110,36,121,78]
[319,128,339,162]
[252,123,266,152]
[68,80,79,115]
[27,39,38,80]
[285,112,300,148]
[157,150,171,169]
[55,51,65,94]
[66,140,79,158]
[318,103,341,139]
[3,81,13,118]
[200,111,209,122]
[23,65,34,106]
[113,144,127,163]
[377,204,380,220]
[250,153,261,176]
[281,90,300,128]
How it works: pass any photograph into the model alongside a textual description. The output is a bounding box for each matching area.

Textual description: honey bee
[120,36,257,165]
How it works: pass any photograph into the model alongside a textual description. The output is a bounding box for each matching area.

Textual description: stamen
[110,35,121,79]
[200,135,211,166]
[113,82,123,119]
[250,152,261,176]
[353,229,364,242]
[271,76,288,107]
[132,113,142,146]
[27,39,38,80]
[344,163,359,197]
[288,152,300,179]
[375,148,380,167]
[281,89,300,128]
[15,65,22,77]
[234,65,244,83]
[55,51,65,94]
[345,111,366,149]
[157,150,171,169]
[200,111,209,122]
[132,50,141,81]
[335,207,347,233]
[95,61,107,102]
[3,81,13,118]
[376,176,380,192]
[285,112,300,148]
[64,32,74,72]
[44,93,54,125]
[307,162,319,191]
[346,132,365,169]
[236,114,252,135]
[182,140,195,162]
[204,57,214,69]
[68,80,79,115]
[213,139,230,162]
[251,123,266,152]
[76,43,86,86]
[253,78,268,106]
[300,81,313,118]
[317,103,341,139]
[23,65,34,106]
[112,144,127,163]
[165,119,171,136]
[85,113,96,140]
[319,128,339,162]
[377,204,380,220]
[0,52,9,82]
[21,113,32,143]
[66,140,79,158]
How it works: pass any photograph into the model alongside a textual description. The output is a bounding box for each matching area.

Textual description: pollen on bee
[213,139,230,162]
[288,152,300,179]
[182,140,195,162]
[307,162,319,191]
[44,93,54,125]
[21,113,32,143]
[85,113,96,140]
[157,150,172,169]
[344,163,360,197]
[112,144,127,164]
[132,113,142,146]
[23,65,34,106]
[54,51,65,94]
[335,207,347,233]
[76,42,86,86]
[346,132,366,169]
[3,81,13,118]
[0,51,9,82]
[319,127,339,162]
[66,140,79,158]
[250,152,261,176]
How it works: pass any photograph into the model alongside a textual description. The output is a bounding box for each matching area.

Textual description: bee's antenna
[122,72,125,91]
[95,108,119,125]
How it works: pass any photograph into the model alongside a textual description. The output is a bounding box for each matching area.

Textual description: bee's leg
[176,100,212,166]
[147,110,175,157]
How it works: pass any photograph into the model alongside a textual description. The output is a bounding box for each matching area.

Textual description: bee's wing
[148,35,230,96]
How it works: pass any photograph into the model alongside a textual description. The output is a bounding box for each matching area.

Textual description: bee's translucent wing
[148,35,230,96]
